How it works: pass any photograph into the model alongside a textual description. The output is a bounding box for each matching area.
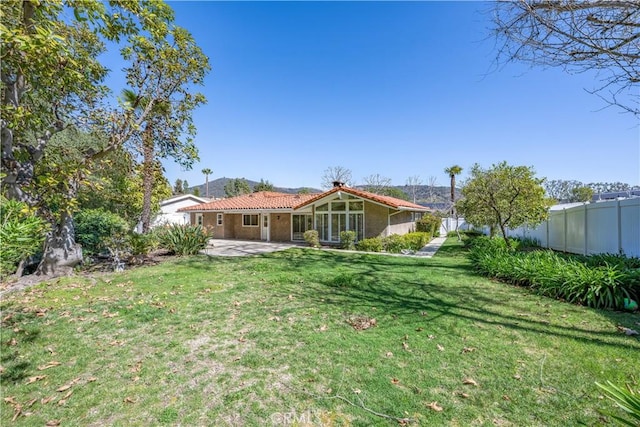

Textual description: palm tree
[201,168,212,198]
[444,165,463,215]
[122,89,170,233]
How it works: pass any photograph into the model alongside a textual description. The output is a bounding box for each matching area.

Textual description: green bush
[401,232,431,251]
[0,197,49,277]
[303,230,320,248]
[127,232,159,256]
[157,224,211,256]
[382,234,405,253]
[467,236,639,310]
[416,213,441,236]
[355,237,383,252]
[596,381,640,426]
[75,209,129,256]
[340,230,356,250]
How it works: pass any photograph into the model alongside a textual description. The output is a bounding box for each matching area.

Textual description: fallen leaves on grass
[123,396,136,403]
[463,378,479,387]
[391,378,400,385]
[38,361,62,370]
[437,344,444,352]
[345,315,377,331]
[25,375,46,384]
[426,401,444,412]
[45,420,61,426]
[57,378,80,392]
[617,326,639,336]
[385,352,394,358]
[461,347,476,354]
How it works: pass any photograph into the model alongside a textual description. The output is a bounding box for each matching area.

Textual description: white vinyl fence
[506,198,640,258]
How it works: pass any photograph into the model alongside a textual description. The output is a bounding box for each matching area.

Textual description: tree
[321,166,354,189]
[379,187,410,201]
[254,179,274,192]
[0,1,208,276]
[201,168,212,198]
[457,162,553,249]
[571,186,594,203]
[183,180,190,194]
[173,179,184,195]
[426,175,439,203]
[121,23,209,234]
[444,165,463,215]
[544,179,583,203]
[224,178,251,198]
[406,175,423,203]
[298,188,311,194]
[492,1,640,115]
[362,173,392,194]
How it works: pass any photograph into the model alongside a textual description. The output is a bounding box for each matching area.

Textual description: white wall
[507,198,639,257]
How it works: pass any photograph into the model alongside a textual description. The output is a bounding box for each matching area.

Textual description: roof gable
[293,187,430,211]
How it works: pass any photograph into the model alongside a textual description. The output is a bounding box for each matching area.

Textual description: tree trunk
[205,176,209,198]
[140,125,154,234]
[36,211,83,277]
[450,174,455,216]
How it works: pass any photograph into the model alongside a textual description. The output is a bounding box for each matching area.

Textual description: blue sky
[146,1,639,189]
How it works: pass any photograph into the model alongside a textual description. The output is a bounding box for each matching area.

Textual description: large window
[292,214,313,240]
[314,198,364,242]
[242,214,259,227]
[195,213,203,226]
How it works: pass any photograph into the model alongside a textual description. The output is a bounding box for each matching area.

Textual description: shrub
[303,230,320,248]
[355,237,383,252]
[0,197,49,277]
[74,209,129,257]
[340,230,356,250]
[467,236,639,310]
[382,234,405,253]
[596,381,640,426]
[127,232,159,256]
[416,213,441,236]
[157,224,210,256]
[401,232,431,251]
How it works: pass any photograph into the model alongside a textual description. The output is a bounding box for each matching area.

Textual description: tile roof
[293,186,431,211]
[180,187,432,212]
[178,191,318,211]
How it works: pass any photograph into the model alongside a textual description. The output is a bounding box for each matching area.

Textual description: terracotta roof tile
[293,187,431,211]
[178,191,318,211]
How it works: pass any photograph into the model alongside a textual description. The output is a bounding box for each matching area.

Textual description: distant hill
[184,177,458,205]
[186,177,322,199]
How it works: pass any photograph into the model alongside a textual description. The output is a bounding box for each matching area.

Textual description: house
[178,182,431,244]
[142,194,210,231]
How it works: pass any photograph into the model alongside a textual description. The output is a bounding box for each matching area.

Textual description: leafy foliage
[0,197,48,276]
[74,209,129,257]
[224,178,251,198]
[416,213,441,236]
[355,237,383,252]
[157,224,210,256]
[596,381,640,426]
[303,230,320,248]
[254,179,274,192]
[339,230,356,250]
[467,236,640,310]
[457,162,552,248]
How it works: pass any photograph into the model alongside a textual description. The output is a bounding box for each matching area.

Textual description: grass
[1,239,639,426]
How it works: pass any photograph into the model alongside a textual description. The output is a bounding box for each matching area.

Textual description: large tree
[457,162,553,249]
[1,1,207,276]
[406,175,423,204]
[201,168,212,198]
[254,179,274,192]
[444,165,463,215]
[321,166,354,189]
[362,173,392,195]
[492,1,640,115]
[224,178,251,198]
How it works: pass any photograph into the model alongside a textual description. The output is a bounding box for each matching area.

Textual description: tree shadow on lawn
[166,248,639,350]
[309,274,640,351]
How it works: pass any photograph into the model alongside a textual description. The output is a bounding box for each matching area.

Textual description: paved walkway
[202,236,448,258]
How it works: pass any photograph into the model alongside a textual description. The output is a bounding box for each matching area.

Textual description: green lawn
[1,239,638,426]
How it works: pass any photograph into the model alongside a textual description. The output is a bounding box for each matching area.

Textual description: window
[242,214,259,227]
[292,214,313,240]
[217,213,223,226]
[195,213,203,226]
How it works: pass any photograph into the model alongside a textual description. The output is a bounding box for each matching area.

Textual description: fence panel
[460,198,639,257]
